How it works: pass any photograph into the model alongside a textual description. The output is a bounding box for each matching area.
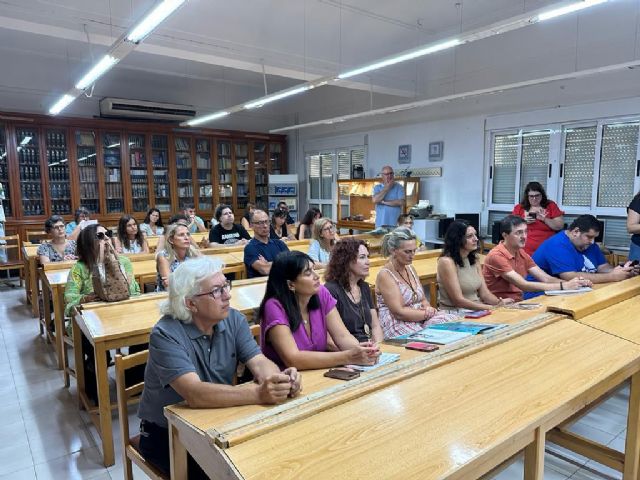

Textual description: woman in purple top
[259,251,380,370]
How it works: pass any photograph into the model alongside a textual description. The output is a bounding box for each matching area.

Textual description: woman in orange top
[512,181,564,256]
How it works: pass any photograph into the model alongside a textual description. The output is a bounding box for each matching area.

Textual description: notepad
[544,287,593,296]
[345,352,400,372]
[428,322,508,335]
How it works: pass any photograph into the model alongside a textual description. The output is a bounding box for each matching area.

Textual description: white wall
[291,93,640,227]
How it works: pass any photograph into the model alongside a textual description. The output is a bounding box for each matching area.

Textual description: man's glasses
[252,220,270,226]
[96,231,113,240]
[194,281,232,300]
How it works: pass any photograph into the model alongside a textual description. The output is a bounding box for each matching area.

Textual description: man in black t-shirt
[208,204,251,246]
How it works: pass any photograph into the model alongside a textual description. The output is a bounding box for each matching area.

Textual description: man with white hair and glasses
[138,256,302,478]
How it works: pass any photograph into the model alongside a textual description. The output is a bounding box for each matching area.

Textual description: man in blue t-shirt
[372,165,404,228]
[244,209,289,278]
[524,215,637,298]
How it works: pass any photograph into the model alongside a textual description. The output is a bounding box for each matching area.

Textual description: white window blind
[602,217,629,248]
[519,130,550,197]
[598,122,639,208]
[307,153,320,200]
[562,126,597,207]
[491,133,519,204]
[320,152,334,200]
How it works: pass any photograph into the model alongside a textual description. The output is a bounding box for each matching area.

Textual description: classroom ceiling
[0,0,639,133]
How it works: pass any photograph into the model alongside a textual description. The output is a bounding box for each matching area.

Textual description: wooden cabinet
[336,177,420,231]
[0,111,286,239]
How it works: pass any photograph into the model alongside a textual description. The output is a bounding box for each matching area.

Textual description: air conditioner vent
[99,97,196,121]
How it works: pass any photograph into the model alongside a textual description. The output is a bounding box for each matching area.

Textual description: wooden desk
[165,317,640,479]
[23,244,40,317]
[524,276,640,319]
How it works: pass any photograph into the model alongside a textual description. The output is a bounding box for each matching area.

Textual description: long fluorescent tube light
[49,94,76,115]
[127,0,187,43]
[537,0,608,21]
[75,55,119,90]
[244,86,312,109]
[270,59,640,133]
[186,111,230,127]
[338,39,461,80]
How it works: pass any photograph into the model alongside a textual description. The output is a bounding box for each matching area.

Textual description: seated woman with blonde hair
[308,217,338,269]
[376,227,455,339]
[259,251,380,370]
[156,222,201,291]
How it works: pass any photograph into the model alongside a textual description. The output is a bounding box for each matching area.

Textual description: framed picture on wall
[398,144,411,164]
[429,141,444,162]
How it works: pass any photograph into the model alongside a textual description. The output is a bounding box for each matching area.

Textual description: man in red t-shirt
[483,215,591,301]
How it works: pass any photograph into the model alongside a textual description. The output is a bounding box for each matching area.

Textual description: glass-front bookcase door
[152,135,171,212]
[269,142,282,174]
[16,127,44,216]
[253,142,268,210]
[45,128,71,216]
[196,138,212,211]
[75,130,100,214]
[103,131,124,213]
[0,125,11,217]
[235,142,249,210]
[175,136,193,210]
[129,134,149,213]
[217,140,233,207]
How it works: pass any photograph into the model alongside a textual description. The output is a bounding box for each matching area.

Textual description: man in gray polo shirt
[138,257,301,478]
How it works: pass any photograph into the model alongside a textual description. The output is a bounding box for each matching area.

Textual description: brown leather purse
[91,240,130,302]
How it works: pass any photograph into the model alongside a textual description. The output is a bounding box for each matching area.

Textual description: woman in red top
[512,181,564,256]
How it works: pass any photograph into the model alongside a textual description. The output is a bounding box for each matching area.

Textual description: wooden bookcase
[0,112,286,239]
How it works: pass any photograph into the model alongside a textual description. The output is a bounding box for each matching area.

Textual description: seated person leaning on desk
[138,256,301,479]
[259,251,380,370]
[244,209,289,278]
[483,215,591,301]
[376,228,455,339]
[64,224,141,403]
[437,220,514,311]
[524,214,638,299]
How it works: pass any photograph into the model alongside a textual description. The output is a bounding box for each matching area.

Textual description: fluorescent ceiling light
[244,86,311,109]
[537,0,608,21]
[186,111,230,127]
[270,59,640,133]
[49,94,76,115]
[338,39,461,80]
[75,55,119,90]
[127,0,187,43]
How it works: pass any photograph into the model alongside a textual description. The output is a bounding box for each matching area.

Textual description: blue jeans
[629,241,640,261]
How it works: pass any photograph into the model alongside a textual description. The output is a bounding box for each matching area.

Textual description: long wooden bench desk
[164,315,640,479]
[522,276,640,319]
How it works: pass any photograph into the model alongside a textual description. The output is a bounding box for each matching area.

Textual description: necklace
[393,263,420,304]
[346,284,370,339]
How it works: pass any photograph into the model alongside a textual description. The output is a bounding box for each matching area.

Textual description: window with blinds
[561,126,597,207]
[520,130,550,198]
[491,133,519,204]
[307,154,320,200]
[598,122,639,208]
[320,153,334,200]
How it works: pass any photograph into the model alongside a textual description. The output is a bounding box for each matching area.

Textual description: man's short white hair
[160,256,225,323]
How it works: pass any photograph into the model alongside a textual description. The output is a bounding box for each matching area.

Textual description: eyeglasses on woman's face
[52,224,65,230]
[194,280,232,300]
[528,192,542,199]
[322,224,335,232]
[96,230,113,240]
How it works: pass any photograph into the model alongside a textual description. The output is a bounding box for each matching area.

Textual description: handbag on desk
[91,240,130,302]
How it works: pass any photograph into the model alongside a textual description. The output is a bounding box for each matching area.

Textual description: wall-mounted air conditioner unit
[99,97,196,121]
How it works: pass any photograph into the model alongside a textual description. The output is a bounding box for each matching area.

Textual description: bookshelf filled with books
[129,133,149,213]
[0,111,286,238]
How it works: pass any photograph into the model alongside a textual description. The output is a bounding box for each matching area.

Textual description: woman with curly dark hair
[512,181,564,255]
[437,220,512,311]
[324,239,383,343]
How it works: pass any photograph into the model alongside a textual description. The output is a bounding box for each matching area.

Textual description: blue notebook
[428,322,508,335]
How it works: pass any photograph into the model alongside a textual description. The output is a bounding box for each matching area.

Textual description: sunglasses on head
[96,230,113,240]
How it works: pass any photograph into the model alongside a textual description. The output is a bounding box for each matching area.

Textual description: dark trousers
[138,420,209,479]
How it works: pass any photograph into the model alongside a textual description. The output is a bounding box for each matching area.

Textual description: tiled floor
[0,284,631,479]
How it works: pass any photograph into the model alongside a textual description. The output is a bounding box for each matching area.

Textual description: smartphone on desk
[324,368,360,381]
[405,342,439,352]
[465,310,491,319]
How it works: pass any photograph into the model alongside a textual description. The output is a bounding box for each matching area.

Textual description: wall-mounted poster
[398,144,411,164]
[429,141,444,162]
